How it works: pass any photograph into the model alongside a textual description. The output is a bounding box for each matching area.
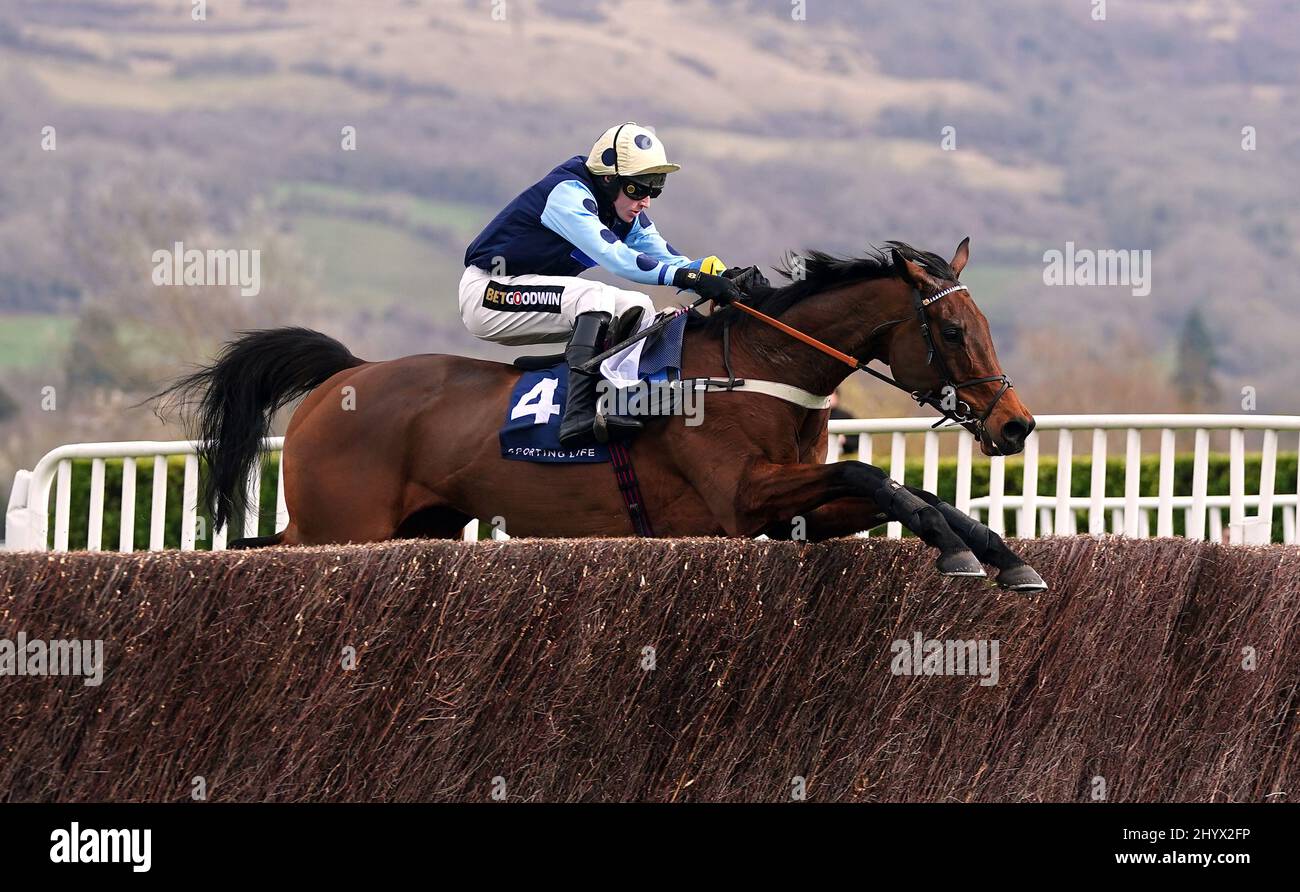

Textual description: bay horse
[158,239,1047,591]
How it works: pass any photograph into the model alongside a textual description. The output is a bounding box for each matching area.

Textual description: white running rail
[827,414,1300,545]
[4,438,287,552]
[4,415,1297,551]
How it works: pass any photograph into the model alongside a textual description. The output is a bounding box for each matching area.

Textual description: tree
[1172,307,1220,409]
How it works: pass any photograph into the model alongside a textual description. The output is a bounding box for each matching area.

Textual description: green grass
[290,213,444,310]
[271,179,494,313]
[272,181,490,240]
[0,315,75,370]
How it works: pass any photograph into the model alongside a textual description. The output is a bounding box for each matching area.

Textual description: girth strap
[609,440,655,537]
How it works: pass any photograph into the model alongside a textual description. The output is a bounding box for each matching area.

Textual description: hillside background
[2,0,1298,524]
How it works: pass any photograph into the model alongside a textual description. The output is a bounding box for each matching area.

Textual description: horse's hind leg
[902,484,1047,592]
[281,469,407,545]
[228,532,284,549]
[395,505,474,540]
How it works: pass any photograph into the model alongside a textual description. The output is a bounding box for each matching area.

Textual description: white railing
[4,439,288,552]
[4,415,1297,551]
[827,414,1300,544]
[2,436,483,552]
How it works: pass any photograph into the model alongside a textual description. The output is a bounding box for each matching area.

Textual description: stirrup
[593,406,643,444]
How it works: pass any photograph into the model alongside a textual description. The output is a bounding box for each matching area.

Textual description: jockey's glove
[673,267,741,306]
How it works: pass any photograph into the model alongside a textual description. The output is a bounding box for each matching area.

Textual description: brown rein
[728,301,864,371]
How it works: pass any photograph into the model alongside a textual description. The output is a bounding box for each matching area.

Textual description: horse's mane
[685,241,957,335]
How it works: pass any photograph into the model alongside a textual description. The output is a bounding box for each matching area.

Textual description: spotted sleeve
[625,212,692,276]
[539,180,678,286]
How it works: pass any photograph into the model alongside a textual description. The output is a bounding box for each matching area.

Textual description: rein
[728,283,1012,438]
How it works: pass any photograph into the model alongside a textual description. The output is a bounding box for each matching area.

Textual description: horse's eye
[942,327,963,343]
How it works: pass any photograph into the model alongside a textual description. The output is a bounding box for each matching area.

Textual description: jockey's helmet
[586,122,679,201]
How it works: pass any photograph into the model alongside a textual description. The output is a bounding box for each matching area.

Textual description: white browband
[918,283,969,307]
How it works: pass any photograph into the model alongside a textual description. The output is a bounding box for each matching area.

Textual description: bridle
[864,283,1013,436]
[727,281,1013,442]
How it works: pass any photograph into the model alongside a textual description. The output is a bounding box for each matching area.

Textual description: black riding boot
[558,311,611,447]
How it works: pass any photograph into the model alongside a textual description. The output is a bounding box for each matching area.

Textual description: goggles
[621,178,663,200]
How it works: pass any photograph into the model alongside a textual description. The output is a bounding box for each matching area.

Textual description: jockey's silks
[465,156,693,285]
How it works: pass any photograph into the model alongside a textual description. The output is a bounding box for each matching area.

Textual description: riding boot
[558,311,611,447]
[594,405,645,443]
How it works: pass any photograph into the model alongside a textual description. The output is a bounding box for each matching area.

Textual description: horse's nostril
[1002,418,1032,445]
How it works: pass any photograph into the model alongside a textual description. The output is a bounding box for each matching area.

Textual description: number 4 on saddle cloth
[499,311,689,464]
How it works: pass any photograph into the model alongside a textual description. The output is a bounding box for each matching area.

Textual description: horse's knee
[835,463,964,548]
[836,461,888,492]
[837,462,907,512]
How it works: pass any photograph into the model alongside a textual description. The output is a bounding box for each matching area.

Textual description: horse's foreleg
[901,485,1047,591]
[759,497,887,540]
[725,461,984,577]
[754,476,1047,590]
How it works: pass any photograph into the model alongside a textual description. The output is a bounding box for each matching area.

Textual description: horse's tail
[154,327,365,532]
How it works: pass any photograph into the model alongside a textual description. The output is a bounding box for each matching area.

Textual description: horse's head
[880,238,1034,456]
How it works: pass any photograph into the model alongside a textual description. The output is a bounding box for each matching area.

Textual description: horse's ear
[950,237,970,279]
[891,248,930,288]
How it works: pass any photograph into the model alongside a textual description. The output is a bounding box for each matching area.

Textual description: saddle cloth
[499,311,689,464]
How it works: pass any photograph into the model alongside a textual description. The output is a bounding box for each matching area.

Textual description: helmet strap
[610,122,630,177]
[597,175,620,200]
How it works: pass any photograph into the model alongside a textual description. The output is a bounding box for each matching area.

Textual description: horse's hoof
[997,563,1048,592]
[936,549,986,577]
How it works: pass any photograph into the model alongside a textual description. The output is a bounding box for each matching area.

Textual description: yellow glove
[698,255,728,276]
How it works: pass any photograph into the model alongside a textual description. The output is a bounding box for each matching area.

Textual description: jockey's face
[613,189,651,223]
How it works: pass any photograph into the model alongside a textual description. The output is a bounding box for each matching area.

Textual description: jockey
[460,122,746,446]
